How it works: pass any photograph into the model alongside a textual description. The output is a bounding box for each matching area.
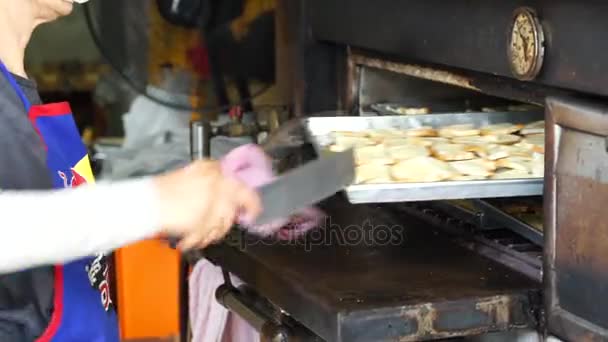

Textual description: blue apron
[0,62,120,342]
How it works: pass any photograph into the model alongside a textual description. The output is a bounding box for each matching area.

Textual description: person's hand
[153,160,262,251]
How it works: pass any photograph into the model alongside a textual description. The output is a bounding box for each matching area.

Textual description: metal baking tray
[303,111,544,203]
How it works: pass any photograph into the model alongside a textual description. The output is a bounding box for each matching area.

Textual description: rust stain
[476,295,512,326]
[398,296,519,341]
[400,304,438,341]
[351,54,480,92]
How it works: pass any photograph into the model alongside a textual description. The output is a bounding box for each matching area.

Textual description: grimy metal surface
[306,0,608,99]
[545,97,608,341]
[205,196,540,341]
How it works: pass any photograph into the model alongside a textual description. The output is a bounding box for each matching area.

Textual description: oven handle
[215,284,291,342]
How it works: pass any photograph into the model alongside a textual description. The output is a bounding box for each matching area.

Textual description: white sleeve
[0,178,163,273]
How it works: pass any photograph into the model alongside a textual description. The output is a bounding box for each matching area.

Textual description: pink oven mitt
[220,144,325,240]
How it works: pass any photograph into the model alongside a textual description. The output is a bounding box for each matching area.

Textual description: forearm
[0,178,162,273]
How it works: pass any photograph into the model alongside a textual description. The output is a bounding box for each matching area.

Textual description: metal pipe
[190,120,212,159]
[215,285,290,342]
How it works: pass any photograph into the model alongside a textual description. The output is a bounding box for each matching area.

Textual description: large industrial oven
[197,1,608,341]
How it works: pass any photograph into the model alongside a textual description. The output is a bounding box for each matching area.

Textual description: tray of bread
[304,111,544,203]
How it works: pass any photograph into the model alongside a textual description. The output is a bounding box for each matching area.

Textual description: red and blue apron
[0,62,119,342]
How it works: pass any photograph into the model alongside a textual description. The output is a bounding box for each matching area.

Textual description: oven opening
[340,62,545,281]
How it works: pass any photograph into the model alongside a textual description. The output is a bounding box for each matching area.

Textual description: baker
[0,0,262,341]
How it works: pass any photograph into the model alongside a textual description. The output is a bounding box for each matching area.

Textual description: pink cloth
[189,259,259,342]
[189,144,325,342]
[220,143,325,239]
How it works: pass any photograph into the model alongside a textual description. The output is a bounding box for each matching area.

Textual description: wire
[82,2,273,114]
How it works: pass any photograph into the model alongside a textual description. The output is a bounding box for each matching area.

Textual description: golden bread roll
[520,120,545,135]
[395,107,430,115]
[366,129,407,139]
[448,159,496,177]
[483,134,521,145]
[438,124,481,138]
[491,169,535,179]
[431,143,476,161]
[496,157,533,172]
[451,136,494,145]
[390,156,457,182]
[484,145,511,160]
[480,123,524,136]
[516,134,544,153]
[354,145,394,165]
[404,126,437,137]
[449,174,488,181]
[382,137,430,147]
[421,137,451,145]
[355,164,391,184]
[386,144,430,160]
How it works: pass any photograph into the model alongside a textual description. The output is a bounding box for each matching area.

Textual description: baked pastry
[431,143,476,161]
[520,121,545,135]
[386,144,430,160]
[491,169,535,179]
[449,174,488,181]
[355,164,391,184]
[451,136,494,145]
[449,159,496,177]
[382,137,431,147]
[480,123,524,136]
[404,126,437,137]
[496,157,533,172]
[483,134,521,145]
[354,145,394,165]
[438,124,481,137]
[387,106,430,115]
[391,156,456,182]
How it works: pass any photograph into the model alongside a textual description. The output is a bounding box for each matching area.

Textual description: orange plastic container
[114,239,180,340]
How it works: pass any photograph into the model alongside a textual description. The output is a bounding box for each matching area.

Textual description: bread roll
[386,144,430,160]
[367,129,407,139]
[483,134,521,145]
[520,121,545,135]
[393,107,430,115]
[480,123,524,136]
[391,156,457,182]
[382,137,430,147]
[405,126,437,137]
[355,164,391,184]
[451,136,493,145]
[431,143,476,161]
[449,159,496,177]
[496,157,532,172]
[438,124,480,138]
[491,169,535,179]
[449,174,488,181]
[354,145,394,165]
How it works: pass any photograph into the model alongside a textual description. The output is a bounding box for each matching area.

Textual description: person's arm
[0,178,162,273]
[0,159,261,274]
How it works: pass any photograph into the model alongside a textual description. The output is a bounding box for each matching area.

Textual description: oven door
[545,97,608,341]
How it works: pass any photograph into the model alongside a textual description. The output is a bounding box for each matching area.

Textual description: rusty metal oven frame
[344,48,580,115]
[545,97,608,341]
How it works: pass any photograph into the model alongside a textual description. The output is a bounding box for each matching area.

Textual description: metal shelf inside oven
[204,196,541,342]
